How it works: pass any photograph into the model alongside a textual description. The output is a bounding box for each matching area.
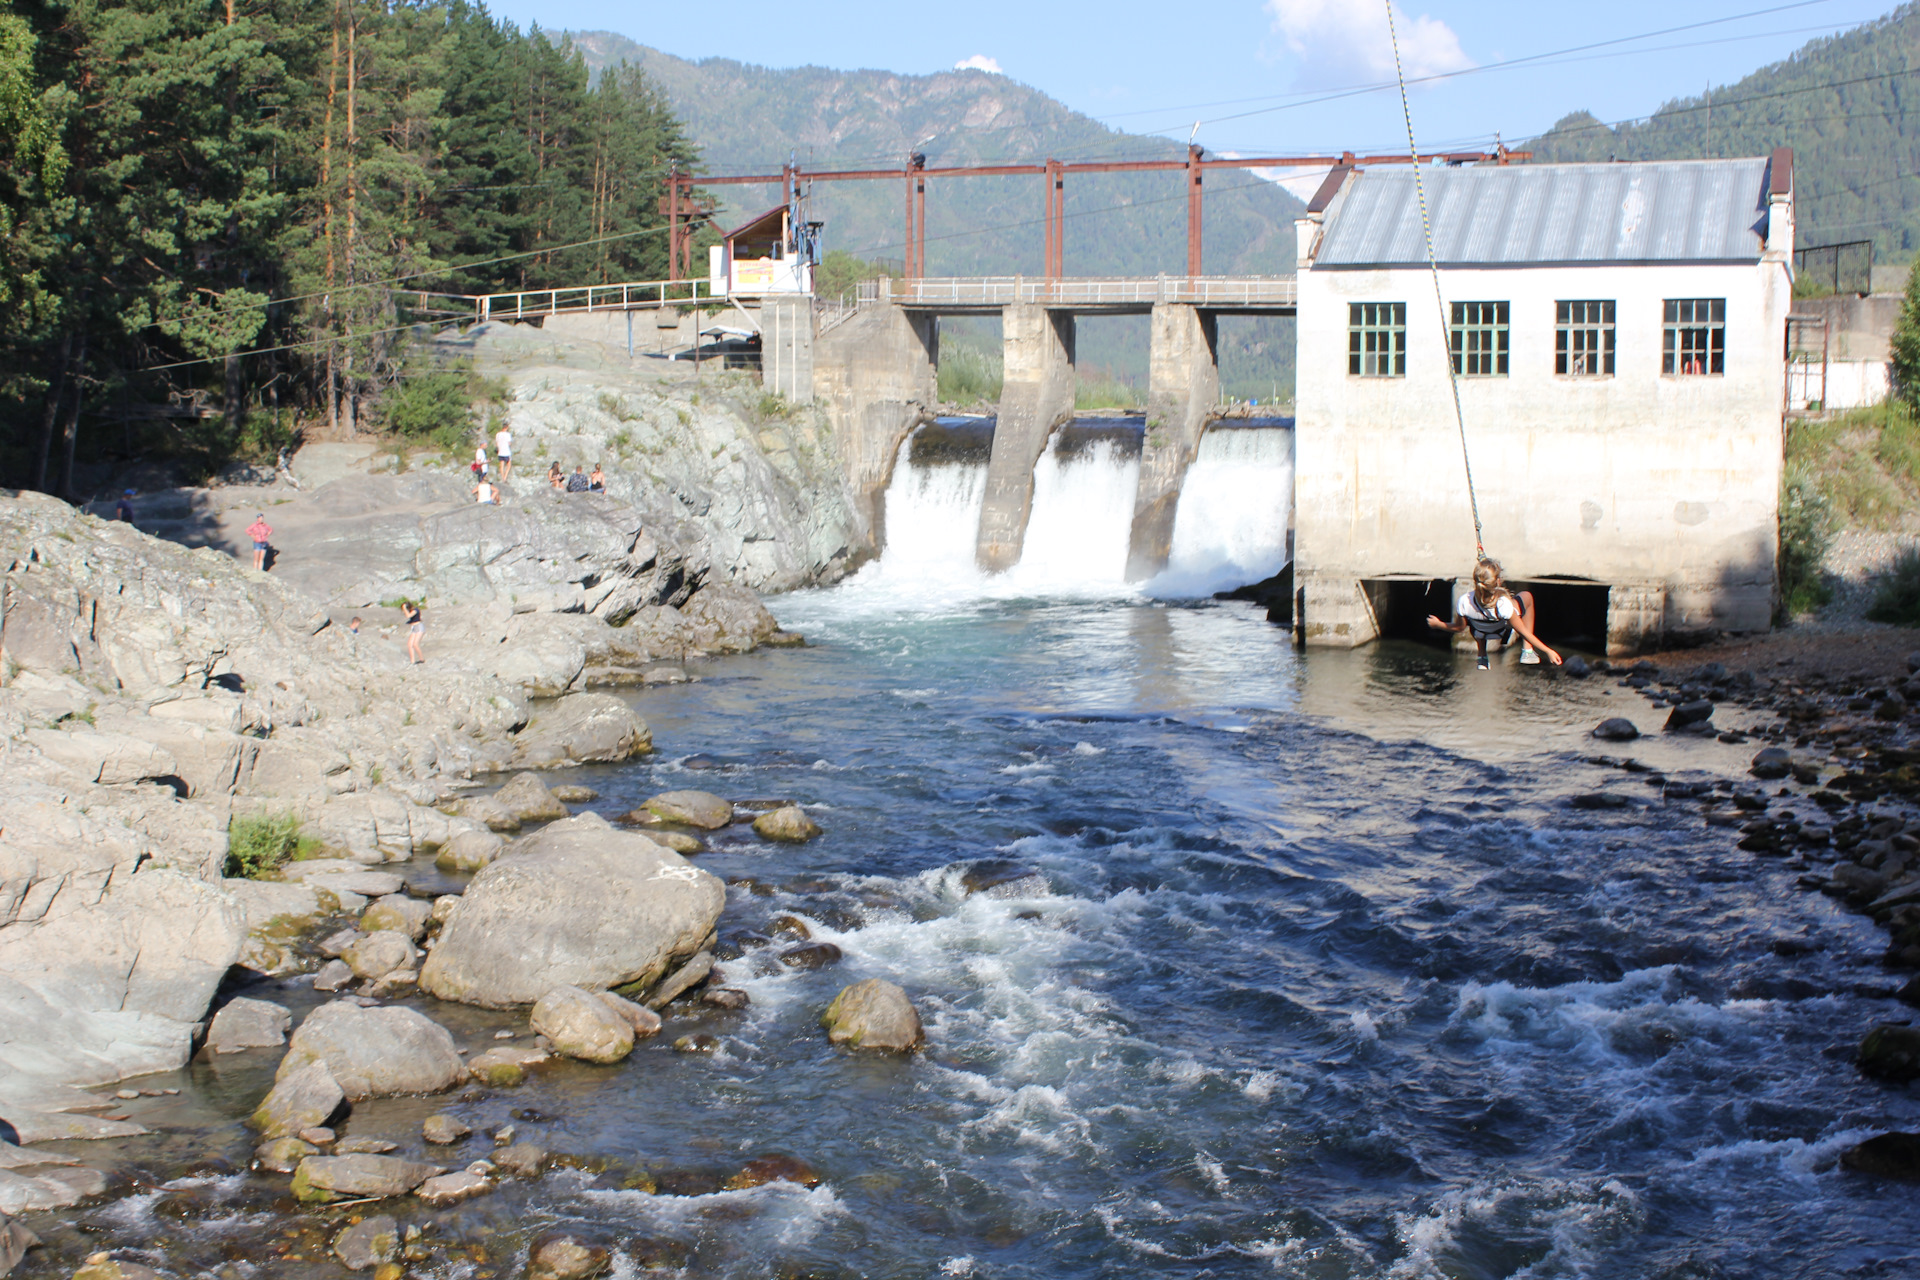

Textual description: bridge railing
[878,275,1298,308]
[477,278,718,322]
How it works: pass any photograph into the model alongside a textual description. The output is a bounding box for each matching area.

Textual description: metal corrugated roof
[1313,158,1773,267]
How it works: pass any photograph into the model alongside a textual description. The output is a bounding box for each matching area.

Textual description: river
[18,422,1920,1277]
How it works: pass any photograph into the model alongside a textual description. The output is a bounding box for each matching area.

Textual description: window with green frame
[1348,302,1406,377]
[1448,301,1509,376]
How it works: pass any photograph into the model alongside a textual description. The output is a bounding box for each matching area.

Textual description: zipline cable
[1385,0,1484,559]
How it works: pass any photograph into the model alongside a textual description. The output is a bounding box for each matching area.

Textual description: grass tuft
[226,812,303,879]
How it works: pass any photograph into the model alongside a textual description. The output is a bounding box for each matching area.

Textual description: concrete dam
[858,415,1295,599]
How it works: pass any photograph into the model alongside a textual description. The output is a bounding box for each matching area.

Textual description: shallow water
[27,596,1920,1278]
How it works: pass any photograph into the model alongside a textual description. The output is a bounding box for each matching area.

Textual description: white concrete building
[1292,151,1795,653]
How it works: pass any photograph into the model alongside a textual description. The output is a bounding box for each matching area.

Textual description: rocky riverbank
[1581,629,1920,1179]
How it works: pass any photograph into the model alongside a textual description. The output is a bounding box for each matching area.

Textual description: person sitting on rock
[473,477,497,505]
[588,463,606,493]
[1427,558,1562,670]
[548,461,565,490]
[566,465,590,494]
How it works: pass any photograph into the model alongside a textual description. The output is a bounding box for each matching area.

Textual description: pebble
[673,1034,720,1054]
[1592,717,1641,742]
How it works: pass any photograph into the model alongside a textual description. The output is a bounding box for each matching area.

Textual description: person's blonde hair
[1471,558,1512,611]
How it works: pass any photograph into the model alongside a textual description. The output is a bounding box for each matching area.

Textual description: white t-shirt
[495,429,512,457]
[1457,591,1517,636]
[474,481,495,504]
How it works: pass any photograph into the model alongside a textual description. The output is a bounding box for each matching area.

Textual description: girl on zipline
[1427,559,1563,670]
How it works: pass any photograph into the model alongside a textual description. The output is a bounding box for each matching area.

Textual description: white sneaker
[1520,647,1541,665]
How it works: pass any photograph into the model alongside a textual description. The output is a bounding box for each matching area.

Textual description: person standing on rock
[245,513,273,571]
[472,446,488,482]
[495,424,513,479]
[402,600,424,664]
[115,489,135,523]
[1427,559,1561,670]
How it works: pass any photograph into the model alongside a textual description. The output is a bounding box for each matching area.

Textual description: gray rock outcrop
[292,1154,442,1203]
[419,812,724,1007]
[250,1060,346,1138]
[276,1001,465,1099]
[205,997,292,1054]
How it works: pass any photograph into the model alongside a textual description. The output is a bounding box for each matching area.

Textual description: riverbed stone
[333,1214,400,1271]
[648,831,705,855]
[1858,1024,1920,1083]
[420,813,725,1008]
[779,942,842,970]
[250,1059,346,1138]
[1841,1131,1920,1181]
[342,930,419,981]
[254,1137,318,1173]
[423,1114,471,1145]
[1664,699,1715,731]
[1591,718,1640,742]
[752,805,821,843]
[71,1255,159,1280]
[643,790,733,829]
[335,1137,398,1154]
[645,951,713,1009]
[961,860,1049,898]
[416,1170,493,1205]
[723,1154,822,1191]
[822,978,923,1052]
[292,1154,442,1203]
[594,989,662,1038]
[206,997,291,1054]
[360,895,431,941]
[437,829,505,872]
[313,960,355,992]
[493,1142,549,1178]
[531,986,635,1063]
[467,1044,549,1087]
[493,772,571,822]
[278,1001,466,1099]
[549,784,598,803]
[526,1232,611,1280]
[702,987,750,1010]
[1,1217,38,1276]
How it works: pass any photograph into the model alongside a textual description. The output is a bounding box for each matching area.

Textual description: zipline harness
[1384,0,1486,560]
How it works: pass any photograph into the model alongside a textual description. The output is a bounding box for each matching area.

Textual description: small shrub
[227,812,302,879]
[1868,546,1920,626]
[609,428,633,453]
[597,392,635,422]
[938,341,1002,405]
[752,391,791,422]
[1778,462,1834,618]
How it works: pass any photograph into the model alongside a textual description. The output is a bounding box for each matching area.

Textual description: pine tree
[1893,261,1920,406]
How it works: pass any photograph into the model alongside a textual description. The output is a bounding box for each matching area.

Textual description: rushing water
[23,429,1920,1277]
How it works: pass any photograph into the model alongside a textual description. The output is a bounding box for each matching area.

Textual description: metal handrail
[878,275,1298,307]
[476,278,718,322]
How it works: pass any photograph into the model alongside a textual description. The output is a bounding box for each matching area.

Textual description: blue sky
[486,0,1898,160]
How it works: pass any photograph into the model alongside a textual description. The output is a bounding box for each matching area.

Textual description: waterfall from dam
[1149,422,1295,597]
[852,416,1291,603]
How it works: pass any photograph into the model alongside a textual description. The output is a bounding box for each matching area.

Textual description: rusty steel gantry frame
[662,146,1526,283]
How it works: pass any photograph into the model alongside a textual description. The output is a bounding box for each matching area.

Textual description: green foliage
[1528,5,1920,262]
[1787,403,1920,530]
[750,391,791,423]
[937,340,1002,406]
[1778,461,1835,618]
[1868,546,1920,627]
[597,392,635,421]
[812,250,898,305]
[381,359,481,451]
[1074,368,1141,411]
[1893,258,1920,405]
[227,812,303,879]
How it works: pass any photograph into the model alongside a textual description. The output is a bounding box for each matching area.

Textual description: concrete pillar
[1127,303,1220,580]
[1606,584,1667,655]
[1297,573,1380,648]
[977,305,1076,572]
[812,304,938,557]
[760,296,815,404]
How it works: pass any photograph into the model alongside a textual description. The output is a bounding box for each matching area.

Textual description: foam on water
[1147,424,1294,598]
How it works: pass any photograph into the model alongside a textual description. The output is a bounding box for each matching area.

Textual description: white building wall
[1294,253,1790,650]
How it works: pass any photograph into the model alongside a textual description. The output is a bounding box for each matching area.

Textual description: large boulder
[342,930,418,981]
[206,997,291,1054]
[508,693,651,770]
[644,791,733,830]
[530,986,635,1063]
[1859,1024,1920,1083]
[492,772,570,822]
[680,584,779,653]
[250,1060,345,1138]
[436,828,505,872]
[276,1001,465,1099]
[292,1154,442,1203]
[419,813,724,1007]
[752,805,820,843]
[821,979,924,1053]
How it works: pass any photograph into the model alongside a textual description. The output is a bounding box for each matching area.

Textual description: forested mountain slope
[1529,3,1920,261]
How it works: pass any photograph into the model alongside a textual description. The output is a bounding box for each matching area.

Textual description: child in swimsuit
[1427,559,1562,670]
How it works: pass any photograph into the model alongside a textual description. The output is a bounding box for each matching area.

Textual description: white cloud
[953,55,1003,74]
[1264,0,1471,90]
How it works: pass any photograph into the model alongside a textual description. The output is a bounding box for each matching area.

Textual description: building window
[1555,300,1615,376]
[1663,298,1725,375]
[1348,302,1406,377]
[1448,301,1509,376]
